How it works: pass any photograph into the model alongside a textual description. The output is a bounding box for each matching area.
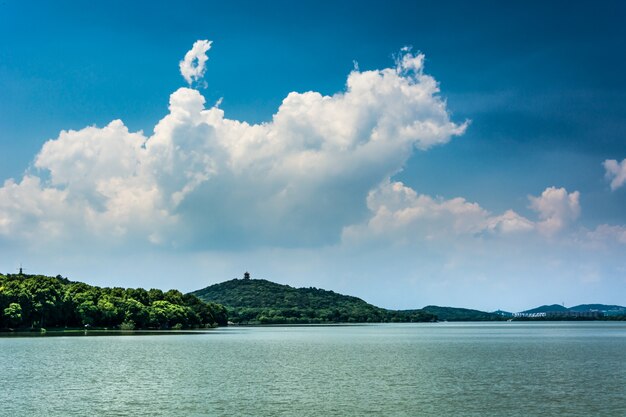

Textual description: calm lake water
[1,322,625,416]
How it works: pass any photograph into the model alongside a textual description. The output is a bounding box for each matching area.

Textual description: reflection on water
[0,322,624,416]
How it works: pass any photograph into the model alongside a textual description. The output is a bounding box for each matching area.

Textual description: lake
[1,322,625,416]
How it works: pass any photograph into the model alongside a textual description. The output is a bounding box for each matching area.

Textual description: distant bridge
[513,311,604,318]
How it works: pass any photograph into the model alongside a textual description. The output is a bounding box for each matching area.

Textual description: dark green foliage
[421,306,505,321]
[190,278,436,324]
[3,303,22,327]
[0,273,227,330]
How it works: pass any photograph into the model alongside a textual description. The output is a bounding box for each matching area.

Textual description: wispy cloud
[179,40,212,86]
[603,158,626,191]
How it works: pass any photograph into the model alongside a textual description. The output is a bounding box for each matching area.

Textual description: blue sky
[1,1,625,311]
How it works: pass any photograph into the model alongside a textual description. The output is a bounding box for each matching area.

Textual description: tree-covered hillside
[421,305,505,321]
[0,273,227,330]
[190,277,436,324]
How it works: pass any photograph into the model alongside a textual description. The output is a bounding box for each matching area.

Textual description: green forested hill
[0,273,227,330]
[190,277,436,324]
[421,305,505,321]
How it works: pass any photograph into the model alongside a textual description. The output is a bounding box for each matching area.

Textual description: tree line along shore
[0,273,227,331]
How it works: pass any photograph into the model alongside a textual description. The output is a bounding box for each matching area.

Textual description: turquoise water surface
[1,322,624,416]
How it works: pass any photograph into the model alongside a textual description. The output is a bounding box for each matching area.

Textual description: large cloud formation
[1,41,622,259]
[0,42,467,250]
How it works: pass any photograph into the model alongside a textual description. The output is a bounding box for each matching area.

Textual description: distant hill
[521,304,569,314]
[521,304,625,316]
[568,304,625,314]
[190,277,436,324]
[492,309,514,317]
[421,306,505,321]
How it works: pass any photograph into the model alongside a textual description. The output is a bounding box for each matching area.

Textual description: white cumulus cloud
[341,184,594,246]
[341,180,534,245]
[528,186,580,236]
[486,210,535,234]
[179,40,212,85]
[603,158,626,190]
[0,43,467,250]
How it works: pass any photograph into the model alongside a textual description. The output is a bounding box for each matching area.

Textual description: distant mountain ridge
[567,304,625,313]
[521,304,625,315]
[190,275,625,324]
[521,304,569,314]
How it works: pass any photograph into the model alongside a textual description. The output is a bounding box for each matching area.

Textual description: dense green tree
[22,276,64,327]
[121,298,149,328]
[149,300,192,329]
[97,296,125,326]
[76,300,99,326]
[3,303,22,327]
[164,289,184,305]
[147,288,164,303]
[125,288,150,306]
